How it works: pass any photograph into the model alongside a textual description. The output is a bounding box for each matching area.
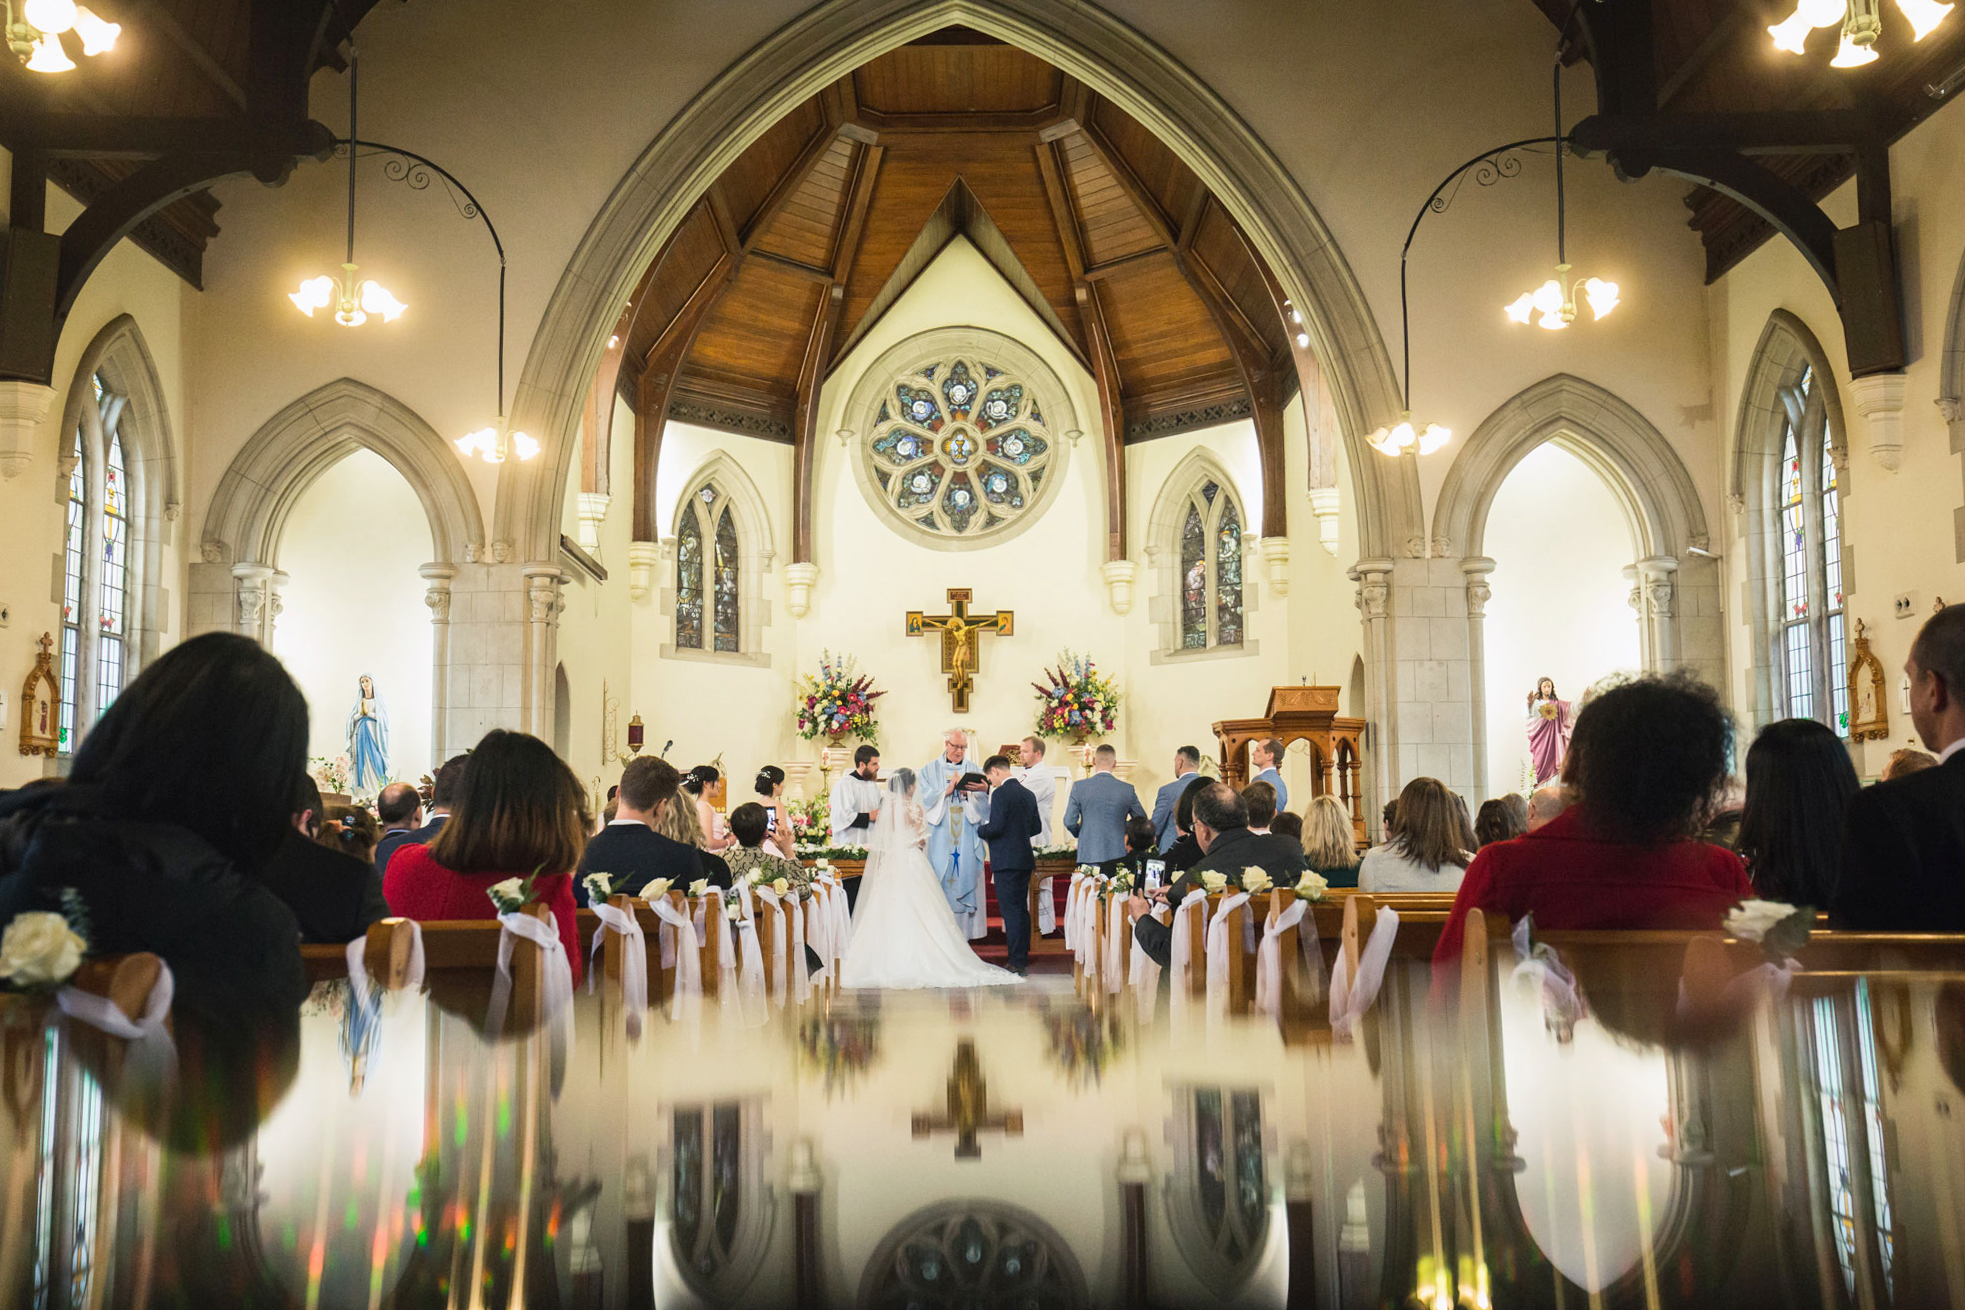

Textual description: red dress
[1432,808,1751,963]
[383,844,583,984]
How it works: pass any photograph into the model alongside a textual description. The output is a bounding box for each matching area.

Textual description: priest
[920,727,989,939]
[830,745,883,848]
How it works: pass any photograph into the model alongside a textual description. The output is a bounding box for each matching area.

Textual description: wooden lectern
[1213,686,1367,845]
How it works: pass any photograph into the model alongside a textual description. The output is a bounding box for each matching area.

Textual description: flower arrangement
[687,878,710,899]
[795,651,885,743]
[0,895,88,990]
[787,792,831,848]
[1293,870,1330,902]
[486,874,538,915]
[310,753,353,796]
[641,878,675,903]
[1725,898,1815,961]
[582,872,615,906]
[1032,649,1120,741]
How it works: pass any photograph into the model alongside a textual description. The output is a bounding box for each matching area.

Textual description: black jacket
[0,787,307,1019]
[1132,827,1307,967]
[1832,753,1965,930]
[1158,832,1203,875]
[576,822,730,905]
[976,778,1041,873]
[261,829,392,944]
[374,813,446,876]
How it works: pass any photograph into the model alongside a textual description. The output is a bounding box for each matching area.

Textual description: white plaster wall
[1480,442,1643,794]
[272,449,436,781]
[555,390,638,802]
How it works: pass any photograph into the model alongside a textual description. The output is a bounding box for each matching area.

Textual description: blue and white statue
[919,727,988,940]
[346,674,390,793]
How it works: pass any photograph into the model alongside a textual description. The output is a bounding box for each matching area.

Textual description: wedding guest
[750,765,798,859]
[654,780,733,887]
[1359,778,1473,894]
[726,803,806,887]
[263,777,390,944]
[384,729,588,983]
[1526,785,1567,832]
[1835,604,1965,930]
[1151,745,1203,851]
[1130,782,1304,967]
[1272,811,1304,843]
[1381,799,1398,844]
[1064,745,1147,864]
[1501,792,1530,833]
[372,781,423,872]
[0,632,307,1016]
[1699,776,1746,849]
[1474,797,1526,849]
[328,806,381,863]
[1095,816,1160,882]
[1303,794,1362,888]
[1250,737,1288,810]
[684,765,734,852]
[576,756,723,906]
[376,753,468,876]
[1737,718,1859,907]
[1434,672,1751,963]
[1158,776,1210,875]
[1882,747,1938,781]
[1243,781,1280,834]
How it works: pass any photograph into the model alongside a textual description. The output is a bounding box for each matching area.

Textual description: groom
[976,754,1041,975]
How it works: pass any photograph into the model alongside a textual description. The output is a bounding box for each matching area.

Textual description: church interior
[4,0,1965,1306]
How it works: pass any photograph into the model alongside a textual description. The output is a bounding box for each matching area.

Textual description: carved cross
[911,1039,1022,1160]
[906,588,1013,714]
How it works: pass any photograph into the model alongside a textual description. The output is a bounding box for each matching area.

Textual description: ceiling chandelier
[289,46,405,328]
[1504,54,1618,332]
[6,0,118,72]
[1769,0,1953,66]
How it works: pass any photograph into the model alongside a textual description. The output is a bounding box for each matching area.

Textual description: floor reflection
[4,958,1965,1308]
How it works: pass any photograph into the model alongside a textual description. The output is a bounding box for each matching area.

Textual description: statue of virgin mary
[347,674,391,793]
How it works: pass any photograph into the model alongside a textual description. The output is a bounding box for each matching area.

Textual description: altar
[1213,685,1366,844]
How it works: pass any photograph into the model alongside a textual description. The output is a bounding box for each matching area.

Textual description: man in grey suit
[1150,745,1202,851]
[1063,744,1147,864]
[1250,737,1288,813]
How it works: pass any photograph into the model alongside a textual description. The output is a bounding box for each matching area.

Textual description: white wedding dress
[839,774,1021,990]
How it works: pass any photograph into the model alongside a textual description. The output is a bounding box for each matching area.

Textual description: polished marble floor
[4,949,1963,1309]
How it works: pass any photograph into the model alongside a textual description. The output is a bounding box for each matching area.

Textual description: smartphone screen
[1144,859,1165,891]
[766,808,778,833]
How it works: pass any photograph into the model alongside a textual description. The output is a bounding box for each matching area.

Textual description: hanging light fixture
[6,0,118,71]
[1505,59,1618,332]
[290,45,406,329]
[1768,0,1953,61]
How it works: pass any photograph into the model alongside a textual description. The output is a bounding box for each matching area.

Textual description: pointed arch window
[1770,367,1849,734]
[1167,1086,1270,1296]
[59,429,86,754]
[1177,479,1244,651]
[675,480,740,654]
[97,429,130,715]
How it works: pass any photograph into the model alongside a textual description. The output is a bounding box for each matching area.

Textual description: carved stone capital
[419,563,457,623]
[1100,558,1138,615]
[1848,371,1906,472]
[628,540,660,603]
[1460,556,1496,618]
[1258,536,1290,597]
[784,560,819,617]
[1306,485,1340,557]
[0,380,57,479]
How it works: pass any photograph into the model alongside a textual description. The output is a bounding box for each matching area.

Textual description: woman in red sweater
[1435,672,1750,964]
[384,729,590,983]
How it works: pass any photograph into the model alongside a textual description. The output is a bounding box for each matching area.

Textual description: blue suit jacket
[1150,774,1196,852]
[1064,771,1147,864]
[976,778,1041,873]
[1251,767,1288,813]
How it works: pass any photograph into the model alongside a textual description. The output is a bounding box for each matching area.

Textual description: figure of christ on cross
[906,588,1013,714]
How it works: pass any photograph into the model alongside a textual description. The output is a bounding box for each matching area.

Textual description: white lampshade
[456,427,495,458]
[1416,424,1452,456]
[358,279,408,322]
[1504,292,1535,324]
[71,7,118,55]
[1583,277,1620,320]
[1366,425,1404,457]
[1898,0,1954,38]
[1530,278,1565,315]
[1768,0,1852,52]
[1537,308,1568,330]
[24,33,75,72]
[22,0,77,34]
[1830,32,1879,63]
[512,431,540,460]
[289,275,334,316]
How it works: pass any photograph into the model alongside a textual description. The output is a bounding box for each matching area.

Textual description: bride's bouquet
[795,650,885,743]
[1032,649,1120,740]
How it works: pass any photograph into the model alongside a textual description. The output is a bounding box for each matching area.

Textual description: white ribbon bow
[487,910,576,1044]
[1129,919,1162,1021]
[731,915,768,1015]
[1329,906,1400,1041]
[1205,892,1254,1013]
[1166,889,1209,1000]
[1102,892,1129,994]
[57,959,178,1084]
[1255,898,1309,1018]
[587,901,650,1036]
[1037,874,1057,935]
[343,921,427,1013]
[646,896,703,1019]
[753,888,789,1006]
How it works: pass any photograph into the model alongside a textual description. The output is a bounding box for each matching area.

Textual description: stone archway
[1431,373,1718,799]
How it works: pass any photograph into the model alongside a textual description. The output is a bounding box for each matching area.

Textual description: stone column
[231,563,277,646]
[1627,555,1679,672]
[521,564,567,740]
[421,563,456,760]
[1460,556,1496,801]
[1348,556,1396,820]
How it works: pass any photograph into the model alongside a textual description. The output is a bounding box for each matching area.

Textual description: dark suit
[977,777,1042,972]
[577,821,730,906]
[1150,774,1198,852]
[1132,826,1308,967]
[375,813,446,877]
[1833,752,1965,930]
[259,828,393,944]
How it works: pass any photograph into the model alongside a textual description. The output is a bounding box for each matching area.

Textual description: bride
[839,769,1021,989]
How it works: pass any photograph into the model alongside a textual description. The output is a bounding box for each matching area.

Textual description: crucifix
[911,1040,1023,1160]
[906,588,1013,714]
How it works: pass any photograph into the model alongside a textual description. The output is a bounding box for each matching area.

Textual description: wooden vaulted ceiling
[608,29,1300,543]
[1533,0,1965,280]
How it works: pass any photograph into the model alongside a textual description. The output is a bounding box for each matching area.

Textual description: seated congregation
[3,606,1963,1002]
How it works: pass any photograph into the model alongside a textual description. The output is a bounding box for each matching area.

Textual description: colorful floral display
[1032,649,1120,740]
[787,792,831,849]
[795,650,885,743]
[310,753,353,796]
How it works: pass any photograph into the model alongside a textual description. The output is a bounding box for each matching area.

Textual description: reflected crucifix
[906,588,1013,714]
[912,1040,1023,1160]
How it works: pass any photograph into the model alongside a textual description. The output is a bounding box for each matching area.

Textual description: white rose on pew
[1293,871,1329,902]
[1199,870,1228,895]
[1724,899,1797,943]
[643,878,674,902]
[582,872,614,905]
[1240,867,1272,895]
[724,900,745,922]
[0,911,86,988]
[485,878,528,914]
[688,878,710,898]
[770,877,792,899]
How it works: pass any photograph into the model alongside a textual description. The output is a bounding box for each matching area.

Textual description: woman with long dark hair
[1359,777,1474,893]
[0,632,309,1014]
[384,729,591,982]
[1737,718,1859,906]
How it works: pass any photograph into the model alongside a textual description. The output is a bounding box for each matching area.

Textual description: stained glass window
[1822,424,1847,735]
[96,430,128,716]
[59,429,85,754]
[1808,982,1897,1300]
[1175,477,1245,652]
[712,506,739,653]
[675,508,704,650]
[1772,373,1850,736]
[864,352,1057,542]
[1170,1087,1269,1295]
